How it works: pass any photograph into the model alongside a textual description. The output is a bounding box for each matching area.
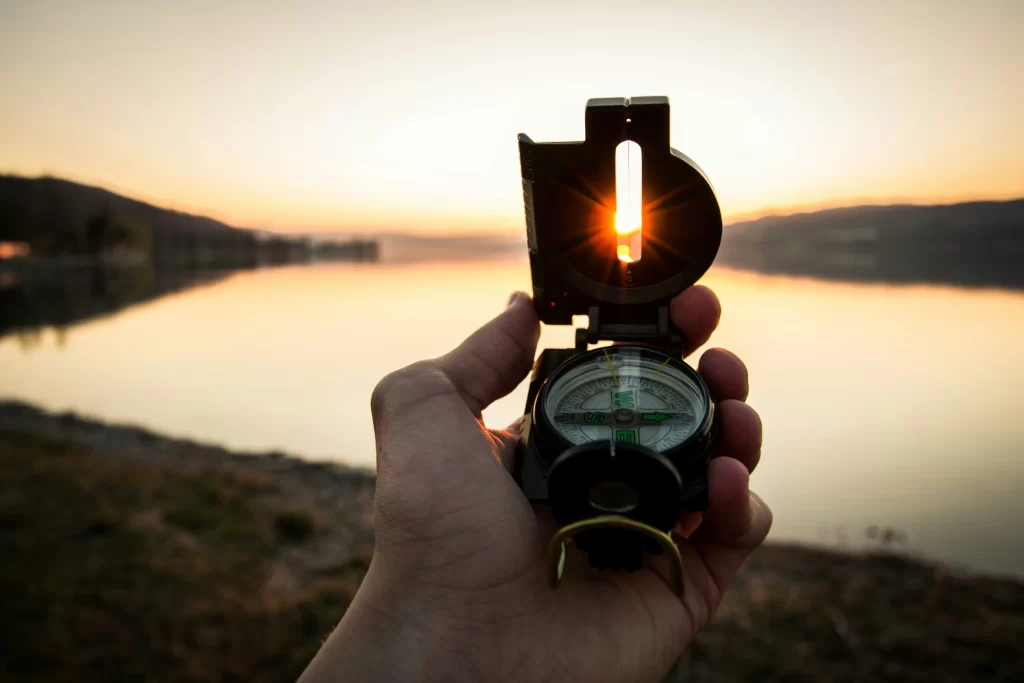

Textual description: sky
[1,0,1022,235]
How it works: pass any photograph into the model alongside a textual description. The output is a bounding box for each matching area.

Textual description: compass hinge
[574,306,683,357]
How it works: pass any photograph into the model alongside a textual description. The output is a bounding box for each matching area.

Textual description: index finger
[670,285,721,357]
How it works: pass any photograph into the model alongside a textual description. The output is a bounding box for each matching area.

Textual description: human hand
[299,286,770,683]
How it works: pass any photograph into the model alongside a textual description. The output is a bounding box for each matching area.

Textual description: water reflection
[0,235,515,345]
[1,257,1023,577]
[0,265,236,347]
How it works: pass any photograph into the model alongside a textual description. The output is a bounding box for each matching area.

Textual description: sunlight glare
[615,140,643,263]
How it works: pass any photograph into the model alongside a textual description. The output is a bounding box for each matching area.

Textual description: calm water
[2,256,1023,577]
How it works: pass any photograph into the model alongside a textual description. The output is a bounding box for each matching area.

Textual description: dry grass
[0,429,364,683]
[2,422,1023,682]
[674,544,1024,682]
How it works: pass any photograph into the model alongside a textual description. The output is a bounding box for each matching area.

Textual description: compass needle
[602,349,620,389]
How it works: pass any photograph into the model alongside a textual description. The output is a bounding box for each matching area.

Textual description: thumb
[437,291,540,416]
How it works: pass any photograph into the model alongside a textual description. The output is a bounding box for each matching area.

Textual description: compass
[514,96,722,590]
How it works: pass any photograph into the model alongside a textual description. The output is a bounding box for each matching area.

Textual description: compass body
[514,96,722,572]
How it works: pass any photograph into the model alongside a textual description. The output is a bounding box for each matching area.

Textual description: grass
[275,509,318,543]
[673,546,1024,682]
[0,429,362,683]
[2,421,1023,682]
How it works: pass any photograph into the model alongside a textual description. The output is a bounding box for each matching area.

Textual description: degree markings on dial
[559,377,690,412]
[556,411,694,425]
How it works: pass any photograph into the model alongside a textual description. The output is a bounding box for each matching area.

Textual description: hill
[4,175,1022,287]
[0,175,261,268]
[0,175,377,269]
[718,200,1024,288]
[0,176,378,340]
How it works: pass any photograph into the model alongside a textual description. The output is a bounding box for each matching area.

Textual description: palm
[376,387,689,680]
[365,289,769,682]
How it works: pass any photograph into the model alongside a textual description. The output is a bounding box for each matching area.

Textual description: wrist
[297,561,428,681]
[298,558,502,682]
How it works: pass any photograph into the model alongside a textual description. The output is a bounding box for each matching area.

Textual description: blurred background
[2,1,1022,681]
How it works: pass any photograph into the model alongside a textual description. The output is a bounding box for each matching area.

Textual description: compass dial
[541,347,707,453]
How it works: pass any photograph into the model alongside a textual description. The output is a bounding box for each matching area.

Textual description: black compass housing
[514,96,723,572]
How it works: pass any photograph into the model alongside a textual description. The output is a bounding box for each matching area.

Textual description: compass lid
[519,97,722,345]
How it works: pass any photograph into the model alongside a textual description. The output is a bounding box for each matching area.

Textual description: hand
[299,286,770,683]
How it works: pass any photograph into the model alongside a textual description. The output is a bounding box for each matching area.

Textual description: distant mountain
[4,175,1021,289]
[718,200,1024,289]
[0,176,377,340]
[0,175,246,241]
[0,175,377,268]
[0,175,258,266]
[338,200,1024,286]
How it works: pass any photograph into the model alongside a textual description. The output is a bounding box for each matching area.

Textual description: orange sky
[1,0,1022,235]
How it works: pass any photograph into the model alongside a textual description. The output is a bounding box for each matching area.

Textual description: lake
[2,255,1023,578]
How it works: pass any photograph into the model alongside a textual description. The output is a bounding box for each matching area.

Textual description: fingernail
[506,292,523,308]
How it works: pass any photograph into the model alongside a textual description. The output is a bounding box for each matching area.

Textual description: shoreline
[2,400,1022,681]
[0,400,376,596]
[0,399,1009,581]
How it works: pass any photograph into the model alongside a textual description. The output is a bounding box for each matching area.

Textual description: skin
[299,285,771,683]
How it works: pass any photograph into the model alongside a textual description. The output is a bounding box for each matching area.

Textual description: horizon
[8,171,1023,240]
[2,1,1023,235]
[16,169,1024,239]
